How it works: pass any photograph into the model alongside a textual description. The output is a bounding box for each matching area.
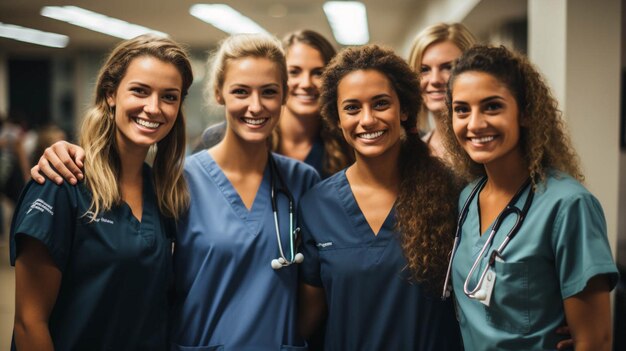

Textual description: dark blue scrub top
[10,165,173,351]
[299,171,463,351]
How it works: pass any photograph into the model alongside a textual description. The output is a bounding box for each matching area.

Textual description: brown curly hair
[272,29,354,176]
[320,44,460,290]
[442,45,584,186]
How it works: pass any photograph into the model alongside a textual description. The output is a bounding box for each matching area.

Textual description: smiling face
[217,57,284,144]
[337,69,406,160]
[420,40,462,114]
[285,43,325,118]
[451,71,523,170]
[108,56,183,152]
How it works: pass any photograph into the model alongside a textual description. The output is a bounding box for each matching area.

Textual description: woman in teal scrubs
[298,45,462,350]
[442,45,619,350]
[11,35,192,350]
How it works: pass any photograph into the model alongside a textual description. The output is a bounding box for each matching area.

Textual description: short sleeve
[298,200,323,287]
[551,193,619,299]
[10,180,77,271]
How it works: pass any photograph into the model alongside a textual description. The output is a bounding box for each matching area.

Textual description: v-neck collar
[201,151,270,235]
[335,170,395,240]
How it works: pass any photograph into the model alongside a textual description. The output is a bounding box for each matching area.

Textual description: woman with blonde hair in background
[408,22,476,160]
[12,34,192,350]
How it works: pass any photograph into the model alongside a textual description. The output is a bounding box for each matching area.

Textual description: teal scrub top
[451,172,618,350]
[10,165,173,350]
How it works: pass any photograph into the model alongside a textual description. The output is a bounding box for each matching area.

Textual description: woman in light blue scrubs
[170,34,318,350]
[442,45,619,350]
[30,34,319,350]
[298,45,463,350]
[12,35,192,350]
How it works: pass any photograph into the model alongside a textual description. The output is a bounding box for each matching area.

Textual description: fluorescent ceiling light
[0,22,69,48]
[190,4,267,35]
[41,6,167,39]
[323,1,369,45]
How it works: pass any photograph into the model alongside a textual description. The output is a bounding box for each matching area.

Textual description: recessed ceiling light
[323,1,369,45]
[189,4,267,35]
[0,22,69,48]
[41,6,167,39]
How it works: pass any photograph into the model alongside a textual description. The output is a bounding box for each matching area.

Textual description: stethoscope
[268,154,304,270]
[441,176,534,301]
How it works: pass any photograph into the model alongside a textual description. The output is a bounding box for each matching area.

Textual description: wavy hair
[407,23,476,130]
[321,45,460,289]
[80,34,192,220]
[273,29,354,176]
[442,45,584,186]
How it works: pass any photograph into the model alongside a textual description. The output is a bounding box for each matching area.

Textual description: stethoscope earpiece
[294,253,304,263]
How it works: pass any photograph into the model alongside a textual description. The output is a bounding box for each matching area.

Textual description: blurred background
[0,0,624,349]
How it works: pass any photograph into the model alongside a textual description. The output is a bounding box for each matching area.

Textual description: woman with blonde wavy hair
[408,22,476,160]
[442,45,618,350]
[11,34,192,350]
[298,44,462,350]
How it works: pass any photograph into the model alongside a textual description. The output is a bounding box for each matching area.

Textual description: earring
[109,105,115,120]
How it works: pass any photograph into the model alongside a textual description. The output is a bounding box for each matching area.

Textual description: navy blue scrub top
[299,171,463,351]
[170,151,320,350]
[10,165,173,350]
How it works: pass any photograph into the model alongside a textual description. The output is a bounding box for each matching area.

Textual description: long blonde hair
[80,34,192,220]
[407,23,476,130]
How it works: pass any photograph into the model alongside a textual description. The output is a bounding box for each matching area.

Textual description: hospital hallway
[0,198,16,350]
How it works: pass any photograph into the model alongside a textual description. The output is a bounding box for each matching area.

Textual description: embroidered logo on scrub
[84,211,115,224]
[317,242,333,248]
[27,199,54,215]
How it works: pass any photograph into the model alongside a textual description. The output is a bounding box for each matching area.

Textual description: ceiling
[0,0,423,54]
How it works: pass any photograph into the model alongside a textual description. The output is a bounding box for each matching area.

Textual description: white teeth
[242,117,267,125]
[358,131,385,140]
[471,136,495,143]
[134,118,160,129]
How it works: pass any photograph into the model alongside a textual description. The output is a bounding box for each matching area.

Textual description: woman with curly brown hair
[298,44,462,350]
[442,45,618,350]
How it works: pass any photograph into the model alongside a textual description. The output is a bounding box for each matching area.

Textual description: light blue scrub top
[451,172,618,350]
[300,171,463,351]
[170,151,320,351]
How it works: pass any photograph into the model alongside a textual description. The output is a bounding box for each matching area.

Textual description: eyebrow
[453,95,503,104]
[340,94,391,105]
[128,82,181,92]
[228,83,280,89]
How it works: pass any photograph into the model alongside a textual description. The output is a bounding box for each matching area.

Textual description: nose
[144,94,160,115]
[248,92,263,114]
[429,68,446,87]
[299,72,313,89]
[360,106,377,128]
[467,110,487,132]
